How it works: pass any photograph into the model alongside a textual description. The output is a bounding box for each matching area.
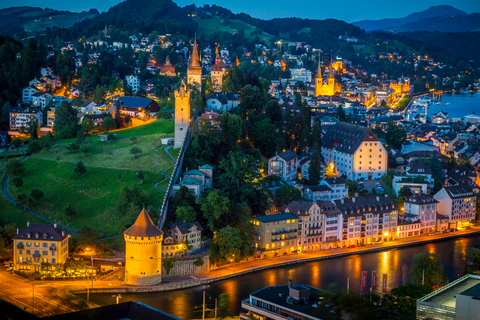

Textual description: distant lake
[409,92,480,120]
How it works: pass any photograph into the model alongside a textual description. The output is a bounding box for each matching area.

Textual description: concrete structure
[334,196,398,246]
[174,82,190,149]
[291,67,312,83]
[124,208,164,285]
[240,281,334,320]
[126,75,140,93]
[404,193,438,234]
[12,223,69,273]
[268,150,299,181]
[252,213,298,252]
[9,109,43,131]
[417,274,480,320]
[322,122,388,180]
[187,37,202,91]
[31,93,53,108]
[434,185,476,229]
[47,108,55,127]
[210,48,226,92]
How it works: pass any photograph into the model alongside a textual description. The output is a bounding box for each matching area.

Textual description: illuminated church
[315,54,342,97]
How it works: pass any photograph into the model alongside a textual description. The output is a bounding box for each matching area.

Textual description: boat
[445,102,451,105]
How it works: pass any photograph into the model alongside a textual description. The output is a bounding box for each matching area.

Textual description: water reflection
[90,237,480,319]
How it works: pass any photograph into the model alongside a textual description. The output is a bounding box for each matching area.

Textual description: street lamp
[112,294,121,304]
[384,232,389,242]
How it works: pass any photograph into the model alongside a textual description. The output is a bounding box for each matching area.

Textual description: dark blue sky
[3,0,480,22]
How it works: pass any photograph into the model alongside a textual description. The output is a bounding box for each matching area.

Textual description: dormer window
[27,233,31,238]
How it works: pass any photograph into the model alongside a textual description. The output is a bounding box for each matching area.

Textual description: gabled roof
[404,193,439,205]
[305,185,332,192]
[199,164,214,170]
[275,150,298,162]
[183,169,206,176]
[124,208,163,237]
[322,122,380,155]
[12,224,69,241]
[118,97,154,109]
[178,178,203,186]
[325,177,346,185]
[333,196,398,217]
[280,200,317,216]
[443,185,475,199]
[406,159,432,175]
[172,221,203,234]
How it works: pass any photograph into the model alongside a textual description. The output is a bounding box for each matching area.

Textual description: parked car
[466,226,472,229]
[348,245,356,248]
[450,228,457,232]
[358,243,366,247]
[427,232,434,236]
[375,182,382,188]
[376,187,385,193]
[358,182,364,190]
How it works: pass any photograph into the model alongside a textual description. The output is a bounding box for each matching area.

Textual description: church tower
[187,36,202,92]
[124,208,163,285]
[211,47,226,92]
[315,55,323,97]
[174,81,191,149]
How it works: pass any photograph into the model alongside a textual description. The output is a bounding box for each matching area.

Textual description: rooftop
[12,224,69,242]
[124,208,163,238]
[322,122,380,155]
[254,213,298,223]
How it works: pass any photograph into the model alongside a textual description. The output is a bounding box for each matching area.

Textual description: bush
[65,205,76,217]
[6,159,25,176]
[27,140,41,153]
[67,142,80,151]
[74,161,86,177]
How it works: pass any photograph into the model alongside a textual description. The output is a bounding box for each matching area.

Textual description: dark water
[427,92,480,119]
[90,236,480,319]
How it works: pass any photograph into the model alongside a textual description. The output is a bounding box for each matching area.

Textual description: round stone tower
[124,208,163,285]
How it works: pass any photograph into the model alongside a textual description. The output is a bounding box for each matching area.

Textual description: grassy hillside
[194,16,273,41]
[22,12,98,33]
[7,119,176,237]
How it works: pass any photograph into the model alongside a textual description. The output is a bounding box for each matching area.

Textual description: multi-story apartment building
[268,150,299,181]
[434,185,476,229]
[47,108,56,127]
[252,213,298,252]
[290,67,312,83]
[22,86,39,103]
[404,193,438,234]
[12,223,69,273]
[9,109,43,131]
[126,75,140,92]
[31,92,53,108]
[322,122,387,181]
[171,221,203,250]
[240,281,331,320]
[303,178,348,201]
[334,196,398,246]
[392,159,435,195]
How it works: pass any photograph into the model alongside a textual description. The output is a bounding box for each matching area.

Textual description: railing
[271,235,297,242]
[49,247,56,251]
[32,253,40,257]
[272,229,297,235]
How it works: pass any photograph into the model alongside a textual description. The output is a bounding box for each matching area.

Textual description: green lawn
[22,12,97,33]
[6,120,176,237]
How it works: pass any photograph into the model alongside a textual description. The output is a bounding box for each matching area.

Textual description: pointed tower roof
[124,208,163,237]
[328,51,334,79]
[316,55,322,78]
[188,36,201,69]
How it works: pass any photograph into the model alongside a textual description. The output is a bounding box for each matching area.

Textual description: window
[379,161,381,164]
[370,149,372,152]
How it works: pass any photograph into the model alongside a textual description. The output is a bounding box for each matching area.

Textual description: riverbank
[72,227,480,294]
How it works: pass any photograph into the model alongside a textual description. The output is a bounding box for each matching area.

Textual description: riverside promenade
[70,226,480,294]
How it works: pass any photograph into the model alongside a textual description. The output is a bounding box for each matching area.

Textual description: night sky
[2,0,479,22]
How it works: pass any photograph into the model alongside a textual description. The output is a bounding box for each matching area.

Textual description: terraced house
[12,223,69,273]
[434,185,476,229]
[252,214,298,253]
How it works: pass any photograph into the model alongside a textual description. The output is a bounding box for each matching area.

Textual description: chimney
[62,231,65,237]
[288,279,293,288]
[341,199,344,204]
[354,192,359,197]
[27,221,30,227]
[54,223,57,228]
[16,228,19,234]
[352,198,356,203]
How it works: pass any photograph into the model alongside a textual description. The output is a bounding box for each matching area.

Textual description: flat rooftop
[420,274,480,309]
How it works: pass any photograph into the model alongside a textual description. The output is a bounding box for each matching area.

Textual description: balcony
[32,253,40,258]
[271,235,297,242]
[49,247,56,251]
[17,244,24,249]
[272,228,297,235]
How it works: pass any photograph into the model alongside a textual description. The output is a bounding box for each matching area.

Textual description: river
[89,236,480,319]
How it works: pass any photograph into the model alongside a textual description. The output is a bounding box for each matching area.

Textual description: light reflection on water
[90,237,480,319]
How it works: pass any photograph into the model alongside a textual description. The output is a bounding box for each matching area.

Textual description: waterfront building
[251,213,298,252]
[396,215,422,238]
[171,221,203,251]
[403,193,438,234]
[281,201,322,252]
[392,159,435,196]
[389,76,411,95]
[432,111,449,124]
[12,222,69,273]
[417,274,480,320]
[322,122,388,181]
[124,208,163,285]
[240,281,334,320]
[333,196,398,246]
[434,185,476,229]
[174,82,190,149]
[187,37,202,92]
[268,150,299,181]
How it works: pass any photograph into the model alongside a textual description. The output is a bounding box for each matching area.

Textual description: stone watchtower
[124,208,164,285]
[174,82,190,149]
[211,47,226,92]
[187,36,202,92]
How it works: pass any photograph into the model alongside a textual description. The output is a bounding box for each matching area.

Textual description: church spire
[328,50,334,79]
[188,35,201,68]
[317,54,322,78]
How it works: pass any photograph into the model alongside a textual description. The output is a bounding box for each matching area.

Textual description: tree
[162,257,178,274]
[74,161,87,177]
[382,283,432,318]
[410,250,445,285]
[211,226,244,262]
[175,206,197,223]
[30,189,44,202]
[308,148,322,185]
[27,139,41,154]
[171,186,196,208]
[219,150,259,191]
[11,177,23,190]
[130,147,143,159]
[197,189,230,232]
[11,139,22,149]
[16,193,28,210]
[336,105,346,122]
[136,171,144,183]
[6,159,25,176]
[274,185,302,209]
[101,115,117,132]
[193,257,204,267]
[456,247,480,275]
[54,101,80,139]
[398,186,413,199]
[65,204,76,217]
[81,116,94,133]
[252,119,278,158]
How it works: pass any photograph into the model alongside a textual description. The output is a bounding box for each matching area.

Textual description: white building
[268,150,299,181]
[322,122,388,181]
[31,93,53,109]
[22,86,39,103]
[334,196,398,246]
[403,193,438,234]
[9,109,43,131]
[434,185,476,229]
[290,68,312,83]
[205,93,238,112]
[392,159,435,196]
[126,75,140,93]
